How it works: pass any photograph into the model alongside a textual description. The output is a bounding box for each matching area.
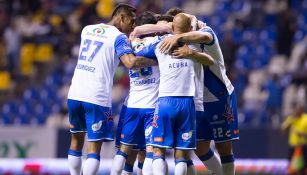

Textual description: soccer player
[129,9,223,175]
[111,11,160,175]
[160,20,239,175]
[135,13,215,175]
[67,4,155,175]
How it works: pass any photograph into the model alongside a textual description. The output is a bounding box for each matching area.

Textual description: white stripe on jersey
[201,26,234,102]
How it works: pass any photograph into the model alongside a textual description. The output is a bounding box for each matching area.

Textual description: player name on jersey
[168,61,188,69]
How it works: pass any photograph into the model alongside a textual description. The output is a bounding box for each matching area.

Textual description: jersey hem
[70,130,87,133]
[125,106,156,109]
[203,89,235,103]
[195,108,205,112]
[147,143,172,149]
[175,147,196,150]
[120,141,138,146]
[214,137,239,143]
[159,94,195,97]
[67,97,111,107]
[88,138,114,142]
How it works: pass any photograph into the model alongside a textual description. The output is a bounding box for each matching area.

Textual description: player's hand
[129,28,139,40]
[171,45,193,58]
[159,35,180,53]
[198,21,206,29]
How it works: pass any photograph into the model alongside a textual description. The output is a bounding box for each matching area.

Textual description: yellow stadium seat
[82,0,95,5]
[34,43,54,63]
[0,71,11,90]
[97,0,114,18]
[20,43,35,76]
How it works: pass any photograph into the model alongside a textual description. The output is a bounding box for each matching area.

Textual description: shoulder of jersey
[132,36,161,45]
[201,25,216,35]
[83,23,122,37]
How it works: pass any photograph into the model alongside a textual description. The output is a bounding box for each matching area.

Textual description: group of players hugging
[66,3,238,175]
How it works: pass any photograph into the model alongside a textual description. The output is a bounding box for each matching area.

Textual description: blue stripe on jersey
[134,37,161,59]
[199,27,215,46]
[203,66,228,98]
[114,34,134,58]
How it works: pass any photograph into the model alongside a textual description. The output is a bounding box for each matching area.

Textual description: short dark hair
[135,11,158,26]
[157,15,174,23]
[165,7,184,16]
[111,4,136,18]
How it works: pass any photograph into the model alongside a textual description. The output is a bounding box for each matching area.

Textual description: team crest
[133,42,145,52]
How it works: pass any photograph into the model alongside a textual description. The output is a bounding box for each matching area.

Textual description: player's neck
[108,18,120,29]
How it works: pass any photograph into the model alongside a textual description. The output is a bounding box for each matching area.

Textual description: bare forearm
[189,50,215,65]
[178,31,212,44]
[132,56,158,68]
[134,24,171,36]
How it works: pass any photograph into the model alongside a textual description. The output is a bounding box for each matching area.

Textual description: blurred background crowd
[0,0,306,129]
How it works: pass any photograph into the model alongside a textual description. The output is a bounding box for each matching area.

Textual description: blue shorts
[150,97,196,150]
[203,92,239,143]
[196,111,213,141]
[116,105,154,150]
[67,99,114,142]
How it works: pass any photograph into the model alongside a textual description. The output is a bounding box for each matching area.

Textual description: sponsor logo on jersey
[212,115,219,120]
[182,130,193,141]
[145,126,153,137]
[93,25,109,35]
[121,133,124,139]
[154,137,163,142]
[225,130,231,137]
[69,124,75,129]
[152,116,158,128]
[92,120,103,132]
[233,129,239,135]
[93,27,105,35]
[124,45,132,50]
[86,25,109,38]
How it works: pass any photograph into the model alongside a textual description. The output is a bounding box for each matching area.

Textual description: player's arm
[172,45,215,66]
[120,54,157,68]
[197,20,206,29]
[129,23,172,40]
[159,30,213,53]
[136,56,158,66]
[115,34,157,69]
[178,31,213,44]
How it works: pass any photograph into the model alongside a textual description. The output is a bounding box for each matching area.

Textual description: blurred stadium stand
[0,1,306,173]
[0,0,307,174]
[1,0,306,128]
